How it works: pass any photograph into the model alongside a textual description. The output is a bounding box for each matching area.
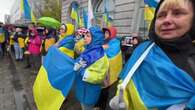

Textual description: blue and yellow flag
[104,38,122,86]
[103,0,112,27]
[103,9,112,27]
[82,9,88,28]
[119,41,195,110]
[144,0,159,26]
[0,28,5,43]
[20,0,36,22]
[33,46,76,110]
[58,23,75,58]
[70,1,83,27]
[58,35,75,58]
[75,46,110,105]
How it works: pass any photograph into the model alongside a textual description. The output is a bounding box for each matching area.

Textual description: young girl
[74,26,109,110]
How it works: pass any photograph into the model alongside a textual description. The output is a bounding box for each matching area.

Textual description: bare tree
[33,0,62,21]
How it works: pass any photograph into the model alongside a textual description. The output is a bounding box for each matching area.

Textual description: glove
[73,62,82,71]
[73,58,87,71]
[79,58,87,68]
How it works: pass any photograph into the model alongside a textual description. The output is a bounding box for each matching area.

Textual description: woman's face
[155,1,194,40]
[84,32,92,45]
[104,31,110,39]
[60,29,65,34]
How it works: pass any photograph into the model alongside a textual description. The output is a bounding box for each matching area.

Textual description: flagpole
[87,0,94,29]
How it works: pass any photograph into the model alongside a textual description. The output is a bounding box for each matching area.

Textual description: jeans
[14,43,23,60]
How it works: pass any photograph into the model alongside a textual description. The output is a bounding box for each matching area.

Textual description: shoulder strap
[120,42,155,89]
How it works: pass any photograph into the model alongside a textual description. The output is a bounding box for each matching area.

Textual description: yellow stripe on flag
[33,66,65,110]
[108,51,123,86]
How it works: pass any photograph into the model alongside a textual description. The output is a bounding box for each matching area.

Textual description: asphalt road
[0,54,36,110]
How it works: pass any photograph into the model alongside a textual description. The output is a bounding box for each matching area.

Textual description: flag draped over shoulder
[33,46,76,110]
[75,46,109,105]
[20,0,36,22]
[119,41,195,110]
[0,28,5,43]
[144,0,159,23]
[105,38,122,86]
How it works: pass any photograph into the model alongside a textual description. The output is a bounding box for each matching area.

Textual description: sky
[0,0,15,23]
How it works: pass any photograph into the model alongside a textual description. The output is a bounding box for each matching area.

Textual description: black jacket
[148,0,195,80]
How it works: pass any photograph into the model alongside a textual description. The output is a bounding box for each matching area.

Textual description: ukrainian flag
[33,46,76,110]
[144,0,159,26]
[104,38,122,86]
[20,0,36,22]
[70,1,81,26]
[118,41,195,110]
[82,9,88,28]
[0,28,5,43]
[58,24,75,58]
[103,11,112,27]
[103,0,112,27]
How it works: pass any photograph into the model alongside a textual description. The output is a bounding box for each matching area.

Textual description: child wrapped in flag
[95,26,123,110]
[73,26,109,110]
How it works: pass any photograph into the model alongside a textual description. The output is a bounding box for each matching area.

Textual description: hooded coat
[58,24,75,58]
[102,27,123,86]
[74,26,109,105]
[28,29,41,55]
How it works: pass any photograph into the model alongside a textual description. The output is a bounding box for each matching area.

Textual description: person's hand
[73,62,82,71]
[103,44,109,49]
[73,58,87,71]
[79,58,87,68]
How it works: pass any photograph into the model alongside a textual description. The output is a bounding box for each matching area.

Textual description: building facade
[61,0,147,37]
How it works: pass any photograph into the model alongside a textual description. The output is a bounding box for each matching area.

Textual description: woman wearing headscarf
[73,26,109,110]
[56,23,75,58]
[95,27,123,110]
[27,29,41,72]
[110,0,195,110]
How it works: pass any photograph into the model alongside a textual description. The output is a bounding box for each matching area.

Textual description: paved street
[0,54,82,110]
[0,56,16,110]
[0,54,36,110]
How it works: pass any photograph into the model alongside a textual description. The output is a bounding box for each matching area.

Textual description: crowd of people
[0,21,141,110]
[0,22,141,72]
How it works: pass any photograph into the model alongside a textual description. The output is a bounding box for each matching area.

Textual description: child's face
[84,32,92,45]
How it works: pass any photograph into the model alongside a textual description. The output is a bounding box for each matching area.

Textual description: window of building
[93,0,115,26]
